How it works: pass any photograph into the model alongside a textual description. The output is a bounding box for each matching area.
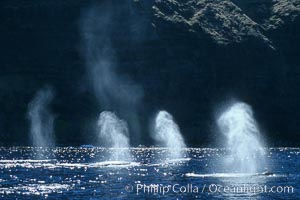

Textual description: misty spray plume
[80,2,143,144]
[217,102,265,173]
[27,87,55,147]
[97,111,131,161]
[152,110,186,159]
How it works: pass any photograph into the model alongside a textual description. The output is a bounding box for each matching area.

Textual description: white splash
[217,102,265,173]
[27,88,55,147]
[97,111,131,161]
[152,111,186,159]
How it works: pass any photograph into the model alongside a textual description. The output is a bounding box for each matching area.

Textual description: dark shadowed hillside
[0,0,299,146]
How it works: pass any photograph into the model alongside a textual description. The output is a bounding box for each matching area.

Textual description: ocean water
[0,147,299,199]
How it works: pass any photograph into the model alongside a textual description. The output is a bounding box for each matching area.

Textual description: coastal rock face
[0,0,299,146]
[263,0,300,30]
[150,0,300,50]
[152,0,273,47]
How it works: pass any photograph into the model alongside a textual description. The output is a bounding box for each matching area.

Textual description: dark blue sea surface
[0,147,299,199]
